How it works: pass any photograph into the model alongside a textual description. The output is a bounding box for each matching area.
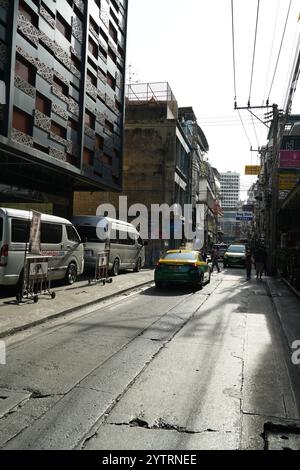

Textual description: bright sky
[126,0,300,200]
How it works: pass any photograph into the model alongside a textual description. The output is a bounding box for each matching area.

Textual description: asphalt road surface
[0,269,299,450]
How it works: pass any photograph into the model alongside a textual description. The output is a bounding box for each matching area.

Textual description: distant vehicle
[223,244,246,268]
[212,243,229,260]
[0,208,84,287]
[72,216,145,276]
[155,250,211,289]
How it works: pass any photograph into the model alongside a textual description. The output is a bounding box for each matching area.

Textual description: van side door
[65,225,83,274]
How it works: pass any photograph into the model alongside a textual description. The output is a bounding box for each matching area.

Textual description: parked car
[212,243,229,259]
[72,216,145,276]
[223,244,246,268]
[0,208,84,287]
[155,250,211,288]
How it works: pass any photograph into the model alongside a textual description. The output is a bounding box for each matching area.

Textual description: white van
[0,208,84,287]
[72,216,145,276]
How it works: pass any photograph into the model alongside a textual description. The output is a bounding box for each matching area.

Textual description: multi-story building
[74,82,197,263]
[0,0,128,217]
[220,172,240,208]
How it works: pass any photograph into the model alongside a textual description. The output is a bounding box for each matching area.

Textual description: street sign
[279,172,299,190]
[245,165,261,176]
[236,212,253,221]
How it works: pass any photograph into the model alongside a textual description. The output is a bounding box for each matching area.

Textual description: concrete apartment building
[219,172,241,243]
[220,171,240,208]
[0,0,128,218]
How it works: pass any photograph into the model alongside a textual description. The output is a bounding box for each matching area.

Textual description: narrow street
[0,269,299,450]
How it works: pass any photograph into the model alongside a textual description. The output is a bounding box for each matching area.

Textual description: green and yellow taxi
[155,250,211,289]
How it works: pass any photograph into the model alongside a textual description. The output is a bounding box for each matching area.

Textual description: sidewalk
[0,270,154,339]
[266,277,300,376]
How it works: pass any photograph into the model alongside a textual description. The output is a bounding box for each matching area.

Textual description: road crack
[108,417,221,435]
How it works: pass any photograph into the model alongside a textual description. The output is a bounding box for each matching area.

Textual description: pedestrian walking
[245,250,253,281]
[211,246,220,273]
[254,245,267,280]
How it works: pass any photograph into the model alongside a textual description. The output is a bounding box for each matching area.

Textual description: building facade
[0,0,128,217]
[220,172,240,208]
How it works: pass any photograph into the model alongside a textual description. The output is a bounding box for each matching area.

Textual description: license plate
[169,265,179,271]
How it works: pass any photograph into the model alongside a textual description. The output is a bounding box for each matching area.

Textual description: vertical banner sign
[29,211,41,255]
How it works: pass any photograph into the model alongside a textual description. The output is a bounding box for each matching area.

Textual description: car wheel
[65,262,77,285]
[194,273,204,290]
[134,257,142,272]
[112,258,120,276]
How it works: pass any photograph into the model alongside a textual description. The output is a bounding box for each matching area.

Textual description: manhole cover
[0,389,31,418]
[264,422,300,450]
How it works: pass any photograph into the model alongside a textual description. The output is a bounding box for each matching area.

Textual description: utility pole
[269,104,280,275]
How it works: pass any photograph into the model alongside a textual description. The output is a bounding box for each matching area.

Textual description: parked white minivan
[0,208,84,287]
[72,216,145,276]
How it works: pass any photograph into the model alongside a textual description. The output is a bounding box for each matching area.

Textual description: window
[89,16,99,35]
[88,36,98,58]
[100,28,108,42]
[68,118,78,131]
[83,148,93,165]
[19,1,38,27]
[85,110,95,129]
[109,21,117,43]
[66,225,81,243]
[34,142,49,154]
[107,72,115,90]
[105,119,114,133]
[102,154,112,166]
[51,121,66,139]
[56,13,71,41]
[108,47,116,63]
[36,92,51,116]
[41,223,62,244]
[53,75,68,96]
[15,54,35,85]
[86,69,97,87]
[110,8,119,26]
[95,134,104,150]
[13,108,33,135]
[11,219,30,243]
[71,53,81,72]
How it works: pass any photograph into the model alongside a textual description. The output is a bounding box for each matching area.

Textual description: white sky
[126,0,300,200]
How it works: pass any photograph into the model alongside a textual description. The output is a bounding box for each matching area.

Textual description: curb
[0,279,154,340]
[266,277,300,380]
[282,278,300,301]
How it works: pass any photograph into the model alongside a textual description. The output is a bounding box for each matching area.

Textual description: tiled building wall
[0,0,127,191]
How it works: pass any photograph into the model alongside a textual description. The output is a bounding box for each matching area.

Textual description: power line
[267,0,293,101]
[262,0,280,105]
[249,0,261,104]
[231,0,237,104]
[237,110,253,148]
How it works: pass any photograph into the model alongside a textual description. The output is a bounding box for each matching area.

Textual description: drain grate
[0,389,31,419]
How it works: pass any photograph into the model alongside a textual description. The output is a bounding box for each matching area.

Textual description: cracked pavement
[0,269,299,450]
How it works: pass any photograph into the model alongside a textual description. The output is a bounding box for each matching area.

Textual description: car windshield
[163,252,197,261]
[227,245,245,253]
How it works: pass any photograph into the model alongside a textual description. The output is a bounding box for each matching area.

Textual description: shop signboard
[279,151,300,169]
[245,165,261,176]
[279,172,299,190]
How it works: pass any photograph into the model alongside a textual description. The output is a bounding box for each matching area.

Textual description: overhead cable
[249,0,261,104]
[267,0,293,101]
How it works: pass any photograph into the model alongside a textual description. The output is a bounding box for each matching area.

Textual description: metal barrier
[88,250,113,286]
[16,255,56,304]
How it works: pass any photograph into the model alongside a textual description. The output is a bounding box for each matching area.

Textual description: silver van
[72,216,145,276]
[0,208,84,287]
